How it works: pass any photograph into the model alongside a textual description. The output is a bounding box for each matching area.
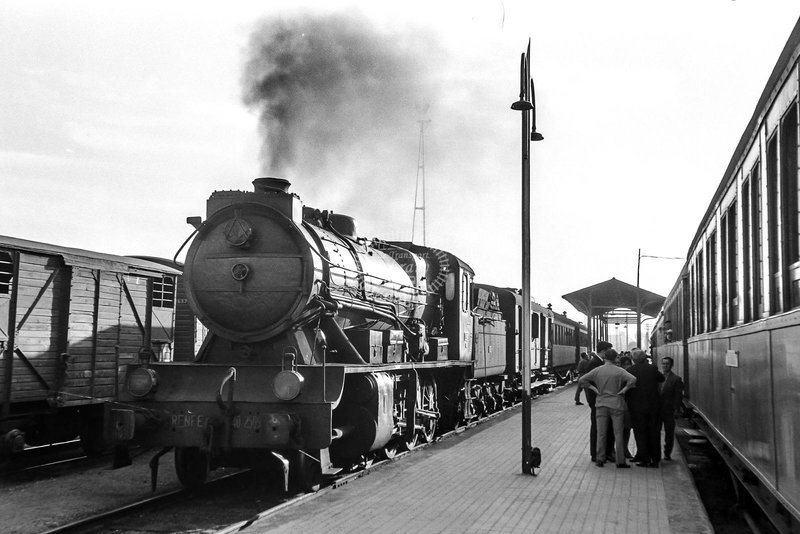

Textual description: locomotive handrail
[172,226,200,268]
[305,235,437,297]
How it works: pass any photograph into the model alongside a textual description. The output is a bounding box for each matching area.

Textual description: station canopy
[561,277,665,319]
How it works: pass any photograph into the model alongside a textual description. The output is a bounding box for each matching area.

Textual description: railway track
[25,391,535,534]
[0,440,89,477]
[37,469,260,534]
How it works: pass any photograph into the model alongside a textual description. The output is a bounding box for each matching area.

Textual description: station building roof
[562,277,665,318]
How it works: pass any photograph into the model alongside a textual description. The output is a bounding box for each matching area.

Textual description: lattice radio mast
[412,118,430,245]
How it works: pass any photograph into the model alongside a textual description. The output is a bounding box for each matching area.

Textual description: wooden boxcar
[0,236,188,455]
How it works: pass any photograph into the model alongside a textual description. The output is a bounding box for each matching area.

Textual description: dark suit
[626,362,664,464]
[660,372,684,457]
[584,356,603,460]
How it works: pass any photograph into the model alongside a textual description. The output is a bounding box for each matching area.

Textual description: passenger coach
[651,17,800,533]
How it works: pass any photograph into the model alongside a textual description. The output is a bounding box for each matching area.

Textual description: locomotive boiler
[111,178,476,490]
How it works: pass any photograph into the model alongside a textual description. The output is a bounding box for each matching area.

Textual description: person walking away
[579,348,637,468]
[659,356,684,461]
[574,352,590,405]
[583,346,606,462]
[626,348,664,467]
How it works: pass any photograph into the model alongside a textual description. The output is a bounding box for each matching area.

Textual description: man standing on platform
[659,356,684,461]
[582,345,606,462]
[626,348,664,467]
[580,347,637,468]
[574,352,590,405]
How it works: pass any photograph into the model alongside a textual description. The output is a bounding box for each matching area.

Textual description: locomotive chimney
[253,177,291,193]
[206,177,301,223]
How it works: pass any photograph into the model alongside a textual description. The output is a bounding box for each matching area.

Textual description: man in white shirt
[580,348,637,468]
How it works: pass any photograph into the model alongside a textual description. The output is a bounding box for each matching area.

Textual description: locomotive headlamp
[273,370,304,401]
[127,367,158,398]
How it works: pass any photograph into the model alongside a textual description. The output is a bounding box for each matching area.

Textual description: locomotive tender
[111,178,586,490]
[651,17,800,533]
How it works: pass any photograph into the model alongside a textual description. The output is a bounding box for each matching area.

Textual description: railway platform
[220,385,712,534]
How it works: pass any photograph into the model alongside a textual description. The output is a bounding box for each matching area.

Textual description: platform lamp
[511,39,544,476]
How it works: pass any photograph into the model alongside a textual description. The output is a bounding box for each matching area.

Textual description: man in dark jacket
[659,357,684,461]
[626,348,664,467]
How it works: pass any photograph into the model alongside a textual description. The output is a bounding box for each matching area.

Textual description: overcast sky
[2,0,799,331]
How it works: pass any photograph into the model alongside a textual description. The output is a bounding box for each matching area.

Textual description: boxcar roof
[0,235,181,276]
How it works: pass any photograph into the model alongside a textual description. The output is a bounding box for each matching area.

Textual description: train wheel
[403,430,419,451]
[419,378,438,443]
[493,391,504,412]
[378,439,401,460]
[289,450,321,493]
[484,387,497,414]
[174,447,209,488]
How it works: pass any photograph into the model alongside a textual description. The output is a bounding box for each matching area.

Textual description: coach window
[767,133,782,314]
[721,203,737,327]
[152,276,176,309]
[708,232,718,330]
[721,212,729,327]
[751,163,764,318]
[686,263,697,336]
[697,251,706,334]
[742,178,753,322]
[0,251,12,295]
[780,101,799,308]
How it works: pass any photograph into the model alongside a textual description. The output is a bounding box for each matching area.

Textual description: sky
[2,0,799,332]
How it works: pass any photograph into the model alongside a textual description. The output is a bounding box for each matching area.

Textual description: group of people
[574,341,684,468]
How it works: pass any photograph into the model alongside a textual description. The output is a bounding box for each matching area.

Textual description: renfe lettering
[171,413,208,428]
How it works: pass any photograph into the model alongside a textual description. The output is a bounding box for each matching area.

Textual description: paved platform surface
[222,385,713,534]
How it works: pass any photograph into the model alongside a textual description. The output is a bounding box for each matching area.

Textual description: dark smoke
[241,12,444,178]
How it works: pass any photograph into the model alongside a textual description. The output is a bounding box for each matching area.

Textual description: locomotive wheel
[484,388,497,414]
[419,378,438,443]
[378,439,401,460]
[289,450,321,493]
[403,431,419,451]
[174,447,209,488]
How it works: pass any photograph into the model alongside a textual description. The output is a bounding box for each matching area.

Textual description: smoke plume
[241,12,444,183]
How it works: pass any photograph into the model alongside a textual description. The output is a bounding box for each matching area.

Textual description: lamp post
[511,39,543,475]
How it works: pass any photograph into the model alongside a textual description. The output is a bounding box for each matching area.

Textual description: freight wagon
[0,236,191,455]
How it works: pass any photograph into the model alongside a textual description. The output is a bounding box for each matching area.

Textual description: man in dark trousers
[583,344,608,462]
[574,352,590,405]
[626,348,664,467]
[580,348,637,467]
[659,356,684,461]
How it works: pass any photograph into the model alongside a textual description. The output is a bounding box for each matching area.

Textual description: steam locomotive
[110,178,586,491]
